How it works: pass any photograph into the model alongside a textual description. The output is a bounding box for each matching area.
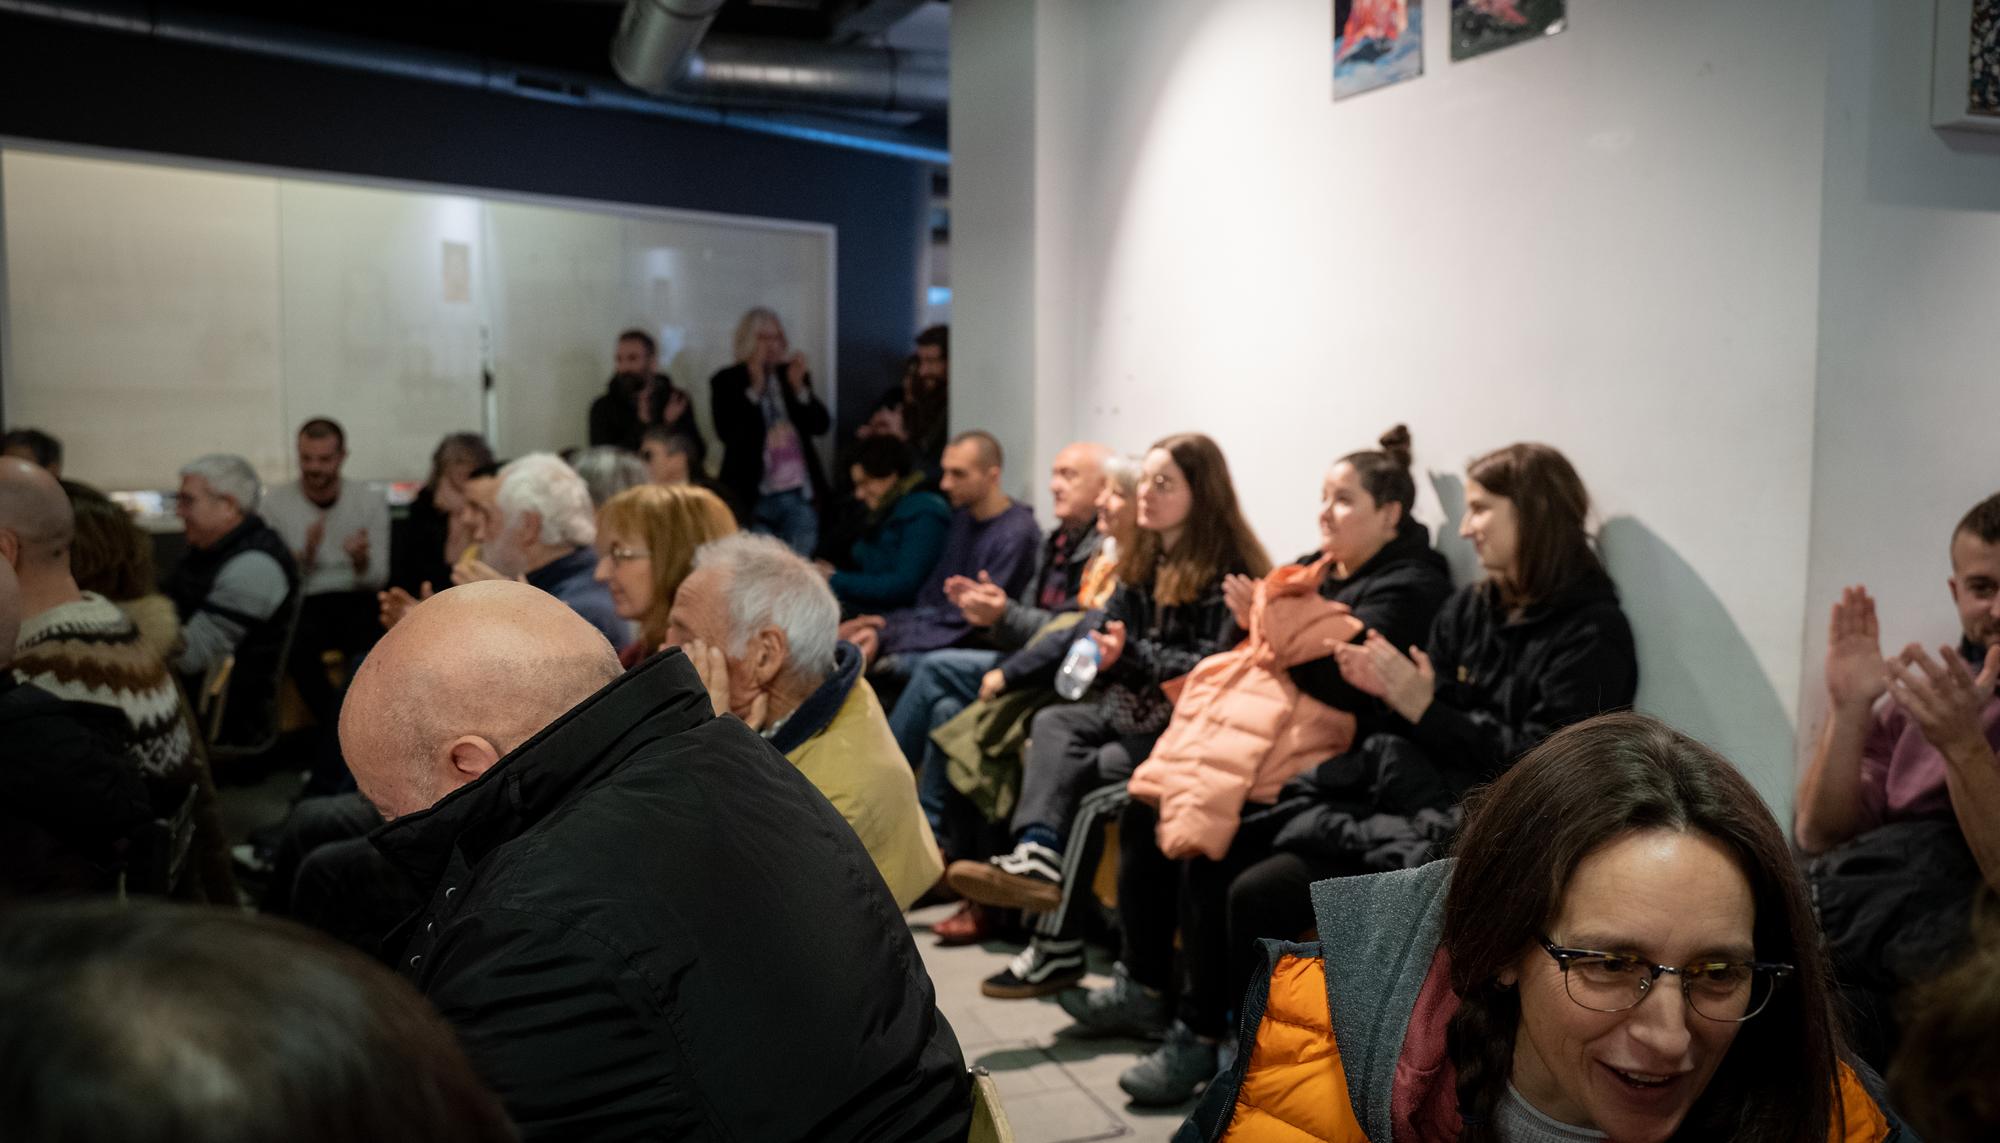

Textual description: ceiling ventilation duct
[610,0,728,95]
[678,37,946,115]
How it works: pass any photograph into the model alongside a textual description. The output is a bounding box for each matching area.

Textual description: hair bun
[1378,424,1413,469]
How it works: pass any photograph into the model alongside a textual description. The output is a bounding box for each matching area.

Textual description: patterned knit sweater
[12,593,196,785]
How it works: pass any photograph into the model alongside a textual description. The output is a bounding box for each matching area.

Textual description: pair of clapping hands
[1828,586,2000,760]
[943,572,1129,702]
[376,556,523,630]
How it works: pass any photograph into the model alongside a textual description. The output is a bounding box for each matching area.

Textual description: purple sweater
[880,500,1042,656]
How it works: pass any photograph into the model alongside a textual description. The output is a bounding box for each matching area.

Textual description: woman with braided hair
[1178,712,1905,1143]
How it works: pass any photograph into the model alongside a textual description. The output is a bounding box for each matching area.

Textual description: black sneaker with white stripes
[980,937,1086,999]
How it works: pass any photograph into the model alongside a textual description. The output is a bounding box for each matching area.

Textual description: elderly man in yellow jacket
[669,533,944,909]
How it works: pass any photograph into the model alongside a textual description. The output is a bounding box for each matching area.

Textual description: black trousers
[287,590,382,728]
[1118,800,1367,1038]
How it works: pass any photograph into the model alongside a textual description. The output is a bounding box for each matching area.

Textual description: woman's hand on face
[1222,573,1257,628]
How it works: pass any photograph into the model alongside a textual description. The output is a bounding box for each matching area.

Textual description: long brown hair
[1120,433,1271,605]
[597,484,738,647]
[1465,441,1602,608]
[63,481,155,602]
[1442,712,1843,1143]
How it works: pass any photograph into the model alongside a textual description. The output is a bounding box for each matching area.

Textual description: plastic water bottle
[1055,635,1100,700]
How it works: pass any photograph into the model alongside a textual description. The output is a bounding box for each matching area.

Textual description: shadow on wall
[1427,472,1482,586]
[1598,516,1796,809]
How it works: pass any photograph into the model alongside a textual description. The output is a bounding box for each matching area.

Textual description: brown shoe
[946,858,1062,913]
[931,900,990,947]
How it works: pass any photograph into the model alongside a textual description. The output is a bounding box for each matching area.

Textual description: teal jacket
[830,486,951,613]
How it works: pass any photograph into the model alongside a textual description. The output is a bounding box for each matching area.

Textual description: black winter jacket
[372,650,971,1142]
[0,676,152,899]
[588,371,703,457]
[709,362,833,512]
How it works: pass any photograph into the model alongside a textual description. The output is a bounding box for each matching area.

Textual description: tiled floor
[910,904,1194,1142]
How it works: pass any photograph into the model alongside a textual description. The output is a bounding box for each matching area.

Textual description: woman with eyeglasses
[1180,712,1905,1143]
[593,483,738,669]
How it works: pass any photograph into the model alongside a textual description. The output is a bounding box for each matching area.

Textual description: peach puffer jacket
[1129,558,1363,860]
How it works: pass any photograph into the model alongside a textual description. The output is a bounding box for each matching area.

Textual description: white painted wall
[1,147,833,489]
[954,0,1841,809]
[1797,0,2000,752]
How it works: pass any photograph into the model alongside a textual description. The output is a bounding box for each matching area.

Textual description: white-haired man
[669,534,944,909]
[164,453,299,746]
[451,452,625,647]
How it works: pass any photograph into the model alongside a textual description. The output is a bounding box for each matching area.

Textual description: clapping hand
[1826,586,1888,712]
[1337,631,1435,722]
[945,572,1008,627]
[784,351,810,394]
[838,615,886,666]
[662,387,690,426]
[1888,641,2000,762]
[978,668,1007,702]
[377,581,434,630]
[1222,573,1257,628]
[343,529,370,574]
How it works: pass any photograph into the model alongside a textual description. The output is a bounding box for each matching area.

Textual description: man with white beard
[450,453,625,648]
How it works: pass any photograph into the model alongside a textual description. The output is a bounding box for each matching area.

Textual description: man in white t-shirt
[261,418,389,733]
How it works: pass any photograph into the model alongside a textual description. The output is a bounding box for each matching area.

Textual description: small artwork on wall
[1450,0,1565,62]
[1334,0,1424,100]
[1932,0,2000,133]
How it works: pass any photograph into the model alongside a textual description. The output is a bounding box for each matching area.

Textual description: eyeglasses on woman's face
[602,544,650,565]
[1538,935,1793,1023]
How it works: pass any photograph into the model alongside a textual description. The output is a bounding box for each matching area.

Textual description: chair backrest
[967,1068,1014,1143]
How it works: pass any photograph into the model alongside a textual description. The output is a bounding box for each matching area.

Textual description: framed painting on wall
[1450,0,1565,62]
[1933,0,2000,133]
[1334,0,1424,100]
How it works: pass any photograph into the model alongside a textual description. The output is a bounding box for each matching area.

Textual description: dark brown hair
[297,417,345,451]
[1890,905,2000,1142]
[1335,423,1417,520]
[63,481,155,602]
[1443,712,1843,1143]
[427,432,495,490]
[1465,441,1602,608]
[0,902,515,1143]
[618,328,657,356]
[914,324,949,359]
[1956,491,2000,546]
[1121,433,1272,605]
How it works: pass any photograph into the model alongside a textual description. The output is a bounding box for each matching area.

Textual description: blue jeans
[887,647,1002,836]
[751,487,818,557]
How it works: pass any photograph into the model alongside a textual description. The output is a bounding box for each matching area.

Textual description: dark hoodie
[1413,564,1638,785]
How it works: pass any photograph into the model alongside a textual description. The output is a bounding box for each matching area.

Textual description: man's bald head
[1049,441,1112,528]
[0,457,74,573]
[339,581,621,819]
[0,555,20,667]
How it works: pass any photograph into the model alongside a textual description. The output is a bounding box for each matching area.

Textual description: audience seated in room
[923,454,1139,947]
[0,553,152,901]
[260,418,389,734]
[588,328,702,459]
[567,445,649,510]
[710,307,831,557]
[2,427,62,478]
[0,901,515,1143]
[667,533,944,909]
[340,580,972,1140]
[823,434,951,614]
[948,432,1271,998]
[2,463,234,902]
[593,482,738,667]
[837,430,1043,666]
[388,432,494,600]
[1064,426,1455,1102]
[446,452,626,648]
[1795,490,2000,1063]
[164,453,301,750]
[1184,712,1905,1143]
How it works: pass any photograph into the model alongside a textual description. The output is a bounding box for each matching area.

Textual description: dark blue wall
[0,14,931,440]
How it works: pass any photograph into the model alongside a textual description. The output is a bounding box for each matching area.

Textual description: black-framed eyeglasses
[1538,935,1793,1023]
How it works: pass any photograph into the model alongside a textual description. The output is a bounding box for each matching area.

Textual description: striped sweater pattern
[12,593,196,783]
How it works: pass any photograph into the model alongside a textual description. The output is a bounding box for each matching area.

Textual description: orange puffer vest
[1129,558,1363,860]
